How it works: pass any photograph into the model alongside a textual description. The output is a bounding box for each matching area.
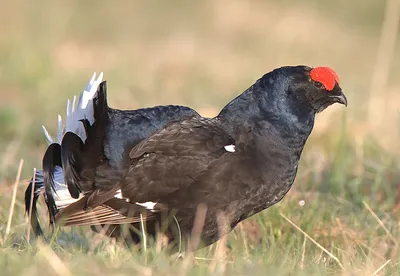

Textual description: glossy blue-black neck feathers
[217,66,315,143]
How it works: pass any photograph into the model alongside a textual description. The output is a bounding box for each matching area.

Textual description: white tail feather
[42,72,104,144]
[57,115,63,143]
[72,95,76,113]
[66,99,70,117]
[42,125,54,144]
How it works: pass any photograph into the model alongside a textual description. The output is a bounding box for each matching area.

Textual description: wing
[121,117,235,203]
[54,186,157,227]
[57,198,156,227]
[54,185,119,224]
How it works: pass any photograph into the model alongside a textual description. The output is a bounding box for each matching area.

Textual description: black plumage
[54,65,347,250]
[42,143,62,225]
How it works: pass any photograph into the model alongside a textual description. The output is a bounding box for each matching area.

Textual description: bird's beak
[329,92,347,107]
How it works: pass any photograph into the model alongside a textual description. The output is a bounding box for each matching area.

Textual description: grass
[1,0,400,275]
[1,144,400,275]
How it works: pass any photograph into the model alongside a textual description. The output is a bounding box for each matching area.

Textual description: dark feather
[25,79,201,240]
[25,170,45,236]
[61,132,84,198]
[42,143,62,224]
[123,117,235,203]
[27,66,347,250]
[61,81,111,197]
[61,198,155,226]
[55,186,120,224]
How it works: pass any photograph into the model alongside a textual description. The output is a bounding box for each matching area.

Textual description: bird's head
[300,66,346,112]
[260,65,347,114]
[219,65,347,131]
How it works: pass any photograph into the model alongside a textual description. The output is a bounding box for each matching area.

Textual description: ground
[0,1,399,275]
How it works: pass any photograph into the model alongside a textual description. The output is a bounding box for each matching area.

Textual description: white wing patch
[114,189,123,199]
[224,144,236,153]
[42,72,104,145]
[136,201,157,210]
[115,190,158,211]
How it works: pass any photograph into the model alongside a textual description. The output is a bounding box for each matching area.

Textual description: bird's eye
[314,81,324,89]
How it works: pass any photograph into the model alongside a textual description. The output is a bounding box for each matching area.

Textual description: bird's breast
[227,146,300,224]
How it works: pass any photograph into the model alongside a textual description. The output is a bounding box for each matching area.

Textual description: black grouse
[44,65,347,251]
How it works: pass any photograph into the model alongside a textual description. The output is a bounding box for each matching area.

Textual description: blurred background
[0,0,399,181]
[0,1,400,274]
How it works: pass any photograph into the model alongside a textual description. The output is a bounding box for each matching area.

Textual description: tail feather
[42,143,63,222]
[25,170,45,236]
[61,132,84,198]
[65,72,104,142]
[57,115,63,143]
[25,166,74,236]
[25,72,104,237]
[61,81,110,196]
[42,72,104,145]
[42,125,55,144]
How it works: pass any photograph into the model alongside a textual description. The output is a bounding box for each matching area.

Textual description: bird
[48,65,347,251]
[25,73,199,237]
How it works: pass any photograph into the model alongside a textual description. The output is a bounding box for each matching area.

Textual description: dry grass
[0,0,399,275]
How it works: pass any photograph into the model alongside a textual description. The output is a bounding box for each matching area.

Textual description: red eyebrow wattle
[310,67,340,91]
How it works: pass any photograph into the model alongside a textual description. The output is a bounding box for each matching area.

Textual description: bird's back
[105,105,200,169]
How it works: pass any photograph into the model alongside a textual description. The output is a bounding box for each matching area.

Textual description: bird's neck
[217,85,315,147]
